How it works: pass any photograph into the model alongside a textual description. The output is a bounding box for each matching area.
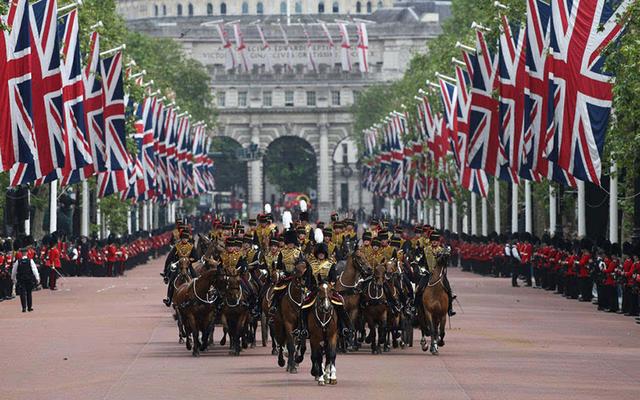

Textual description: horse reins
[191,277,217,304]
[427,266,445,288]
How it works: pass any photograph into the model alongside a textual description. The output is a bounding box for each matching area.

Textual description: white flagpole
[81,181,90,236]
[452,200,458,234]
[481,197,488,236]
[549,185,557,236]
[443,201,450,230]
[25,189,31,235]
[610,162,618,243]
[96,199,102,239]
[511,183,518,234]
[470,192,477,235]
[494,177,501,234]
[49,181,58,233]
[577,180,586,237]
[462,200,468,234]
[525,180,532,233]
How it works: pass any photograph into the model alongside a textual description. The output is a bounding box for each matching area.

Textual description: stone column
[248,124,264,217]
[318,122,332,222]
[610,162,618,244]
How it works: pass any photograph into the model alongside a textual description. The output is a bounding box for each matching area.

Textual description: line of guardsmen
[162,210,458,340]
[451,232,640,324]
[0,228,173,306]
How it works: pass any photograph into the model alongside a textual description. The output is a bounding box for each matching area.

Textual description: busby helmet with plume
[299,199,309,222]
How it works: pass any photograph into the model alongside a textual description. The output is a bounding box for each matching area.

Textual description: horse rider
[413,231,456,317]
[297,237,355,340]
[361,236,402,312]
[390,235,414,308]
[163,230,198,307]
[269,228,310,320]
[222,237,260,317]
[254,213,276,251]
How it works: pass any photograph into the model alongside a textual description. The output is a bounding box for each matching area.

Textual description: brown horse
[172,266,220,356]
[220,268,251,356]
[419,250,450,355]
[308,282,339,386]
[261,266,283,354]
[384,259,405,351]
[334,239,371,350]
[273,263,308,373]
[362,263,388,354]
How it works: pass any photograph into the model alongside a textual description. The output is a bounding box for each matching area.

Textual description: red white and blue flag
[546,0,630,186]
[0,0,37,173]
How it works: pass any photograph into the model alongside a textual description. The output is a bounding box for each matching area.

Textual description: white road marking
[96,285,116,293]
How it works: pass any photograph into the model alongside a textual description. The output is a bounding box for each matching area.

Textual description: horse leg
[261,313,269,347]
[286,333,298,374]
[438,315,446,347]
[381,320,390,353]
[188,315,200,357]
[277,345,285,368]
[428,312,438,355]
[327,334,338,385]
[220,314,228,346]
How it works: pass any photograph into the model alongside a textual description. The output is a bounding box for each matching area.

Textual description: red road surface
[1,257,639,400]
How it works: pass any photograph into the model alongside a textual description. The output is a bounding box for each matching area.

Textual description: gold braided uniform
[175,242,194,258]
[368,248,387,267]
[263,250,279,270]
[244,247,258,264]
[279,248,302,273]
[308,255,333,280]
[221,250,243,272]
[360,244,374,264]
[326,241,337,262]
[380,245,396,261]
[424,242,443,273]
[255,224,276,250]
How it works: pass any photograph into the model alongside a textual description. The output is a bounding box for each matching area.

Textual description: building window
[207,3,213,15]
[306,91,316,106]
[263,91,272,107]
[220,2,227,14]
[377,1,383,8]
[332,2,339,13]
[353,90,361,103]
[238,91,248,107]
[163,5,167,15]
[295,1,302,13]
[217,92,226,107]
[280,1,287,14]
[257,2,264,14]
[177,4,183,16]
[356,1,361,13]
[285,90,294,107]
[188,3,193,16]
[342,143,349,164]
[318,2,325,13]
[242,2,248,14]
[366,1,372,13]
[331,90,341,106]
[154,4,158,16]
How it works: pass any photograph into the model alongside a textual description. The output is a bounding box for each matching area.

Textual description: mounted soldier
[413,231,456,317]
[163,230,198,307]
[298,229,354,340]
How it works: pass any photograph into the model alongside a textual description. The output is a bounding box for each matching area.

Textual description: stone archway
[262,136,318,220]
[209,136,248,215]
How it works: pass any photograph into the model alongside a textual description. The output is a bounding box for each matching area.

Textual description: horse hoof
[192,351,200,357]
[421,344,428,352]
[278,358,285,367]
[272,348,279,356]
[179,338,184,344]
[186,342,192,351]
[295,355,304,364]
[330,379,337,385]
[289,367,298,374]
[431,350,439,356]
[365,337,372,344]
[438,340,445,347]
[383,346,390,353]
[318,380,325,386]
[220,338,226,346]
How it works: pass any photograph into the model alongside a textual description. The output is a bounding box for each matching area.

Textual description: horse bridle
[287,277,306,308]
[314,284,334,330]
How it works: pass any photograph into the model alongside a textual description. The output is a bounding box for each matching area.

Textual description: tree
[263,138,317,194]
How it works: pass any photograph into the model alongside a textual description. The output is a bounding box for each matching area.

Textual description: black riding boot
[413,273,430,309]
[442,275,456,316]
[336,304,354,342]
[294,307,309,339]
[269,289,285,322]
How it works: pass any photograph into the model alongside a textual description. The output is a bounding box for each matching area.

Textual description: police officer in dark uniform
[11,236,40,313]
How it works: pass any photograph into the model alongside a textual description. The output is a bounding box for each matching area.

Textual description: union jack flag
[523,0,576,187]
[498,15,530,180]
[82,30,105,178]
[1,0,37,173]
[58,9,92,185]
[546,0,630,186]
[163,106,178,200]
[11,0,65,185]
[467,29,518,183]
[97,52,128,197]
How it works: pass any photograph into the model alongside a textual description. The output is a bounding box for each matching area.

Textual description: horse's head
[385,258,399,279]
[373,263,386,285]
[224,269,241,298]
[293,257,308,280]
[316,281,334,314]
[177,257,191,275]
[351,248,372,277]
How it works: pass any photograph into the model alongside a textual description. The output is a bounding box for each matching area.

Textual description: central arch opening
[263,136,317,220]
[209,137,247,219]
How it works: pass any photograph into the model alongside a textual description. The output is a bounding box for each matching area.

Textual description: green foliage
[99,195,129,235]
[264,139,317,194]
[604,1,640,177]
[210,137,247,193]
